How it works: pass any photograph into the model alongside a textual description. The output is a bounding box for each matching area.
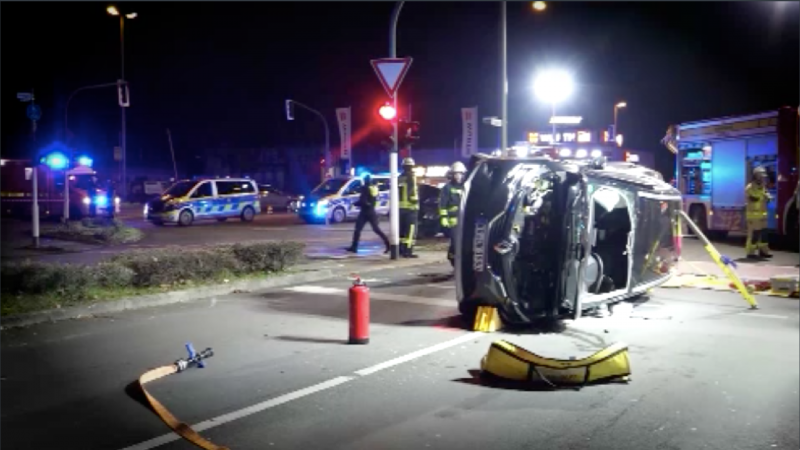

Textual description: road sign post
[371,56,412,260]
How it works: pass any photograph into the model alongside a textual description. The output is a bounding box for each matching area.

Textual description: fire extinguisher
[349,276,370,345]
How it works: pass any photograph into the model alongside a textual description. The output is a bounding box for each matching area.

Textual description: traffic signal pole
[388,1,405,260]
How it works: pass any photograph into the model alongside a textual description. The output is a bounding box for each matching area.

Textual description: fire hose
[136,343,230,450]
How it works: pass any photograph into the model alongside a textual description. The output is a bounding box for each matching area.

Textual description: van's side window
[216,181,246,196]
[344,180,362,196]
[192,182,213,198]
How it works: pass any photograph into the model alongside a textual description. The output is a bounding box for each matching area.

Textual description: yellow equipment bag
[480,340,631,388]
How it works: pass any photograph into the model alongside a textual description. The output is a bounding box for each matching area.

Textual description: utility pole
[388,1,405,260]
[500,1,508,155]
[166,129,178,180]
[30,89,40,248]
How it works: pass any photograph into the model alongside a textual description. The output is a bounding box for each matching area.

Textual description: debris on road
[479,340,631,388]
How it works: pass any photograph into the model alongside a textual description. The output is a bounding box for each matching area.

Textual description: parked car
[455,154,683,324]
[258,185,300,212]
[418,183,444,239]
[145,178,261,226]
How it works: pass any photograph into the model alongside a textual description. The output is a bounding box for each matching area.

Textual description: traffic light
[378,104,397,121]
[398,120,420,148]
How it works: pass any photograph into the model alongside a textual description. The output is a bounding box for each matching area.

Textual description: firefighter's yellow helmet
[402,157,416,167]
[451,161,467,174]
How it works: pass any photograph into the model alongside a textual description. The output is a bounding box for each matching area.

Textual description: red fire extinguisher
[349,276,370,345]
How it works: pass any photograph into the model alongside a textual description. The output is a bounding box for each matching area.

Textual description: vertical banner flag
[461,107,478,158]
[336,107,352,162]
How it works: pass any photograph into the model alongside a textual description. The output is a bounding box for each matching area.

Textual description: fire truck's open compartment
[586,187,632,295]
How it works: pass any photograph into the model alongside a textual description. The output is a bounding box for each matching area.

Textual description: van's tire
[331,207,346,224]
[241,206,255,222]
[217,218,228,222]
[178,209,194,227]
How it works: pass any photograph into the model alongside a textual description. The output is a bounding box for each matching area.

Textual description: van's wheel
[217,218,228,222]
[178,209,194,227]
[331,207,346,224]
[241,206,255,222]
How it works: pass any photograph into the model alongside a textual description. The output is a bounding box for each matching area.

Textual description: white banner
[336,107,352,161]
[461,107,478,158]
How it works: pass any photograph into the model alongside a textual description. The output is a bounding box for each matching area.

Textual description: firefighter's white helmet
[451,162,467,174]
[753,166,767,176]
[402,157,416,167]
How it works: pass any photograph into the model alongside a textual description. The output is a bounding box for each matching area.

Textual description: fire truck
[662,106,799,246]
[0,159,118,219]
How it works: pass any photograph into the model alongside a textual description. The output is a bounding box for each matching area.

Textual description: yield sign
[371,57,413,99]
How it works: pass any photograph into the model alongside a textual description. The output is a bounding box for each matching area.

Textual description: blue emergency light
[41,152,69,170]
[77,156,93,167]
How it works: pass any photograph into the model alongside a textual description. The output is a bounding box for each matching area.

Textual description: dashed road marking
[737,312,790,320]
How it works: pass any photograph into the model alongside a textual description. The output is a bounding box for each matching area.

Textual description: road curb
[0,255,447,330]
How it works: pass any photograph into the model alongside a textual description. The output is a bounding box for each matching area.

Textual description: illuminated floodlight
[107,6,119,15]
[591,149,603,158]
[534,70,575,105]
[575,149,588,158]
[559,148,572,158]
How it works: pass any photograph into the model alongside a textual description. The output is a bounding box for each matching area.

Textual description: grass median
[0,241,305,316]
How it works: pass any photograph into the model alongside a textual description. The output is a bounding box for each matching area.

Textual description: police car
[297,175,391,224]
[144,178,261,226]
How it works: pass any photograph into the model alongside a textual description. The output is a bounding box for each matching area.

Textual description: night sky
[2,1,798,177]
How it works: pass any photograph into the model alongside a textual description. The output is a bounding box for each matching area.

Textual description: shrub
[0,240,306,315]
[90,262,135,288]
[1,260,92,301]
[231,241,305,273]
[111,247,243,288]
[41,218,143,245]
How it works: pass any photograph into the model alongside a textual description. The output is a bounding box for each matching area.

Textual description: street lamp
[107,5,136,200]
[532,1,547,11]
[533,69,575,141]
[614,101,627,139]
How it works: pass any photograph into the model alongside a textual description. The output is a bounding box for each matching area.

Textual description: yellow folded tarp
[480,340,631,388]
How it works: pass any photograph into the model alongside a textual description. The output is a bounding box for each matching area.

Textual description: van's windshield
[312,178,348,196]
[163,181,197,198]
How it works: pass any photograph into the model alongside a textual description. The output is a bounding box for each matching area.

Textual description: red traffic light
[378,104,397,121]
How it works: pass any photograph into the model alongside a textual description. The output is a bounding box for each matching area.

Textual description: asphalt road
[3,213,798,268]
[2,263,798,450]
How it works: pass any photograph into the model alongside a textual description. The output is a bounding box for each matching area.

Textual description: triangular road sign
[371,57,413,99]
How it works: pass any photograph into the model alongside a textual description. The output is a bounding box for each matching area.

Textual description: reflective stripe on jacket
[399,173,419,211]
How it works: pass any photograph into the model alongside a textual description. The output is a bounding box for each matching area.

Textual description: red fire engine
[662,106,799,247]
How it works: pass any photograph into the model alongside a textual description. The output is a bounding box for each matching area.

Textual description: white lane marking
[738,312,790,320]
[427,284,455,290]
[285,285,454,308]
[118,332,481,450]
[354,332,480,377]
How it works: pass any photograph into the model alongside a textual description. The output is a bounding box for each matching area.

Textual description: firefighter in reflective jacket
[745,166,772,259]
[399,157,420,258]
[439,161,467,266]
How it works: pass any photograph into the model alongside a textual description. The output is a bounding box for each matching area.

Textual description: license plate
[473,218,488,272]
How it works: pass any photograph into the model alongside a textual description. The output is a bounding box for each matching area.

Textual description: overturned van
[454,154,683,324]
